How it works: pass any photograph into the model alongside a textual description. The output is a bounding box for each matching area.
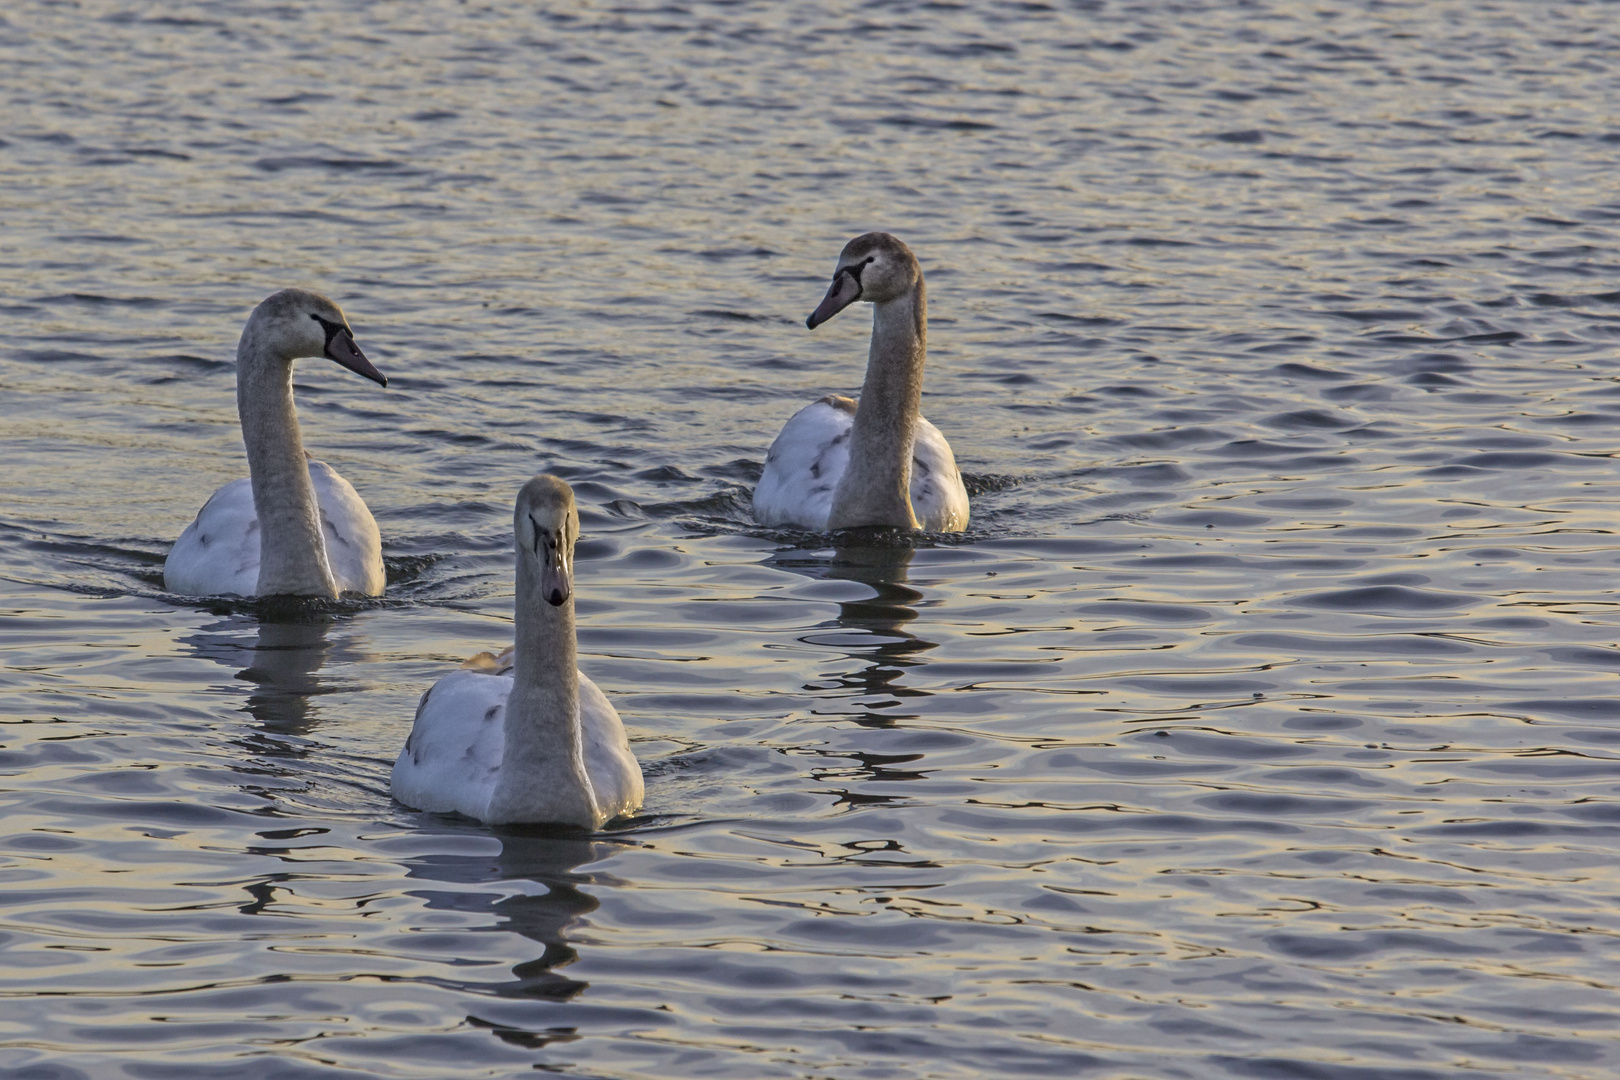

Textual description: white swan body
[391,476,643,829]
[754,232,969,533]
[164,288,387,598]
[754,395,968,532]
[165,459,383,597]
[391,662,641,825]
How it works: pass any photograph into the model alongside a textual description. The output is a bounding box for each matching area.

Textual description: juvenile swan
[753,233,969,532]
[391,475,644,829]
[164,288,387,598]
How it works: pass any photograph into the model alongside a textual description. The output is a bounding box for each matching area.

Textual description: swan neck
[829,281,926,530]
[492,556,597,823]
[237,329,336,597]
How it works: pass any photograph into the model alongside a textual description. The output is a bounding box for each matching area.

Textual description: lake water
[5,1,1620,1076]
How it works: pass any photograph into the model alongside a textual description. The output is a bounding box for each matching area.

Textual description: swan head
[248,288,387,387]
[806,232,920,329]
[516,475,579,607]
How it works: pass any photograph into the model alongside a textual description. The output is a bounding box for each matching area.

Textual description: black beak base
[806,269,863,330]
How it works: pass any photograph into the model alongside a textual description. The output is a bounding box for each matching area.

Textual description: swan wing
[910,417,970,532]
[391,668,642,825]
[164,478,261,596]
[752,398,969,533]
[753,396,854,530]
[461,645,515,675]
[164,463,382,598]
[579,673,644,822]
[308,458,385,596]
[390,670,509,819]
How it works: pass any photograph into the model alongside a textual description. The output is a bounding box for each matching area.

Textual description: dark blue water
[4,1,1620,1076]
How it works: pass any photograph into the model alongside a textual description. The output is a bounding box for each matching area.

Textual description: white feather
[164,458,385,597]
[754,397,969,532]
[391,664,642,825]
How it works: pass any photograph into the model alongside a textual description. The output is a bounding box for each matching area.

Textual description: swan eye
[310,314,347,348]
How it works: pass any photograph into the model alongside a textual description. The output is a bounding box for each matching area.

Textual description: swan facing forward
[164,288,387,598]
[391,475,643,829]
[754,232,969,533]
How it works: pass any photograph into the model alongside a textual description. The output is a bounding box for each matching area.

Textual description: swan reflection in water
[771,542,939,807]
[403,827,612,1011]
[182,613,367,741]
[772,543,937,727]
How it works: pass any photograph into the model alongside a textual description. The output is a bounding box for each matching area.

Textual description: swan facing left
[391,475,644,829]
[164,288,388,599]
[754,233,969,533]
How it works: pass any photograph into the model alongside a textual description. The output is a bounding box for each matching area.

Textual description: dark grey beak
[806,268,862,330]
[326,330,387,387]
[541,542,572,607]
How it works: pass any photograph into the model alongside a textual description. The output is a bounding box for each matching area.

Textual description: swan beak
[326,330,388,387]
[542,545,573,607]
[807,268,862,329]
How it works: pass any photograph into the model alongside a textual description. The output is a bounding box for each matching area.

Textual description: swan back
[391,670,641,824]
[163,460,384,597]
[164,478,260,596]
[309,459,385,594]
[754,397,967,532]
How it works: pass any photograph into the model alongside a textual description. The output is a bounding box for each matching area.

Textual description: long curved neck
[489,556,598,825]
[237,327,336,597]
[828,279,926,530]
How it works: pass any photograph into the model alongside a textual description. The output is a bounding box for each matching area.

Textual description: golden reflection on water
[9,0,1620,1075]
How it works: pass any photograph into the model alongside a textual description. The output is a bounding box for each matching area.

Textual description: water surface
[4,2,1620,1077]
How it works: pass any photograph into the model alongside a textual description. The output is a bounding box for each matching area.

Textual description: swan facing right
[164,288,388,598]
[753,232,969,533]
[391,475,644,829]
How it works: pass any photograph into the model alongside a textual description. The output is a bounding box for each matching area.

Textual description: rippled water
[5,1,1620,1076]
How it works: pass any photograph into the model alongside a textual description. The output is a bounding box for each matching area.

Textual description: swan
[754,232,969,533]
[391,475,644,829]
[164,288,388,598]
